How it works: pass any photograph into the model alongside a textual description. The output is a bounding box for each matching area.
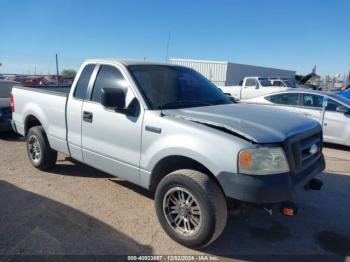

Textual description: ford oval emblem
[309,144,318,155]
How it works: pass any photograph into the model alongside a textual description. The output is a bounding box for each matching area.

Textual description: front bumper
[217,154,325,203]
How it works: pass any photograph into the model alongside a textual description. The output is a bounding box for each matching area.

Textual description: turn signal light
[239,151,253,168]
[280,201,298,217]
[282,207,295,216]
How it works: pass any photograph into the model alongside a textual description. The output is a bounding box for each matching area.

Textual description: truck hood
[165,104,320,143]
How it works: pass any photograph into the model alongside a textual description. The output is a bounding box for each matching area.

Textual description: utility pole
[55,53,60,86]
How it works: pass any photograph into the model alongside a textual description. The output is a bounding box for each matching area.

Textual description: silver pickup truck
[11,59,325,248]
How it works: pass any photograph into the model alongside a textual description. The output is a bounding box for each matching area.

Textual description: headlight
[238,147,289,175]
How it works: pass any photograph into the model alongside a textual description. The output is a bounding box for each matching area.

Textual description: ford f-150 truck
[219,76,290,100]
[11,59,325,248]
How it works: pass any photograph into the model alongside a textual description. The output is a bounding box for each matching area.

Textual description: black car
[0,80,21,132]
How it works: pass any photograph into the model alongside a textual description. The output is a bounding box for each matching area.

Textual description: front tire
[155,169,227,248]
[27,126,57,170]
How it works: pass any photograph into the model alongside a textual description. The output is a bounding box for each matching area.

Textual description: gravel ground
[0,132,349,260]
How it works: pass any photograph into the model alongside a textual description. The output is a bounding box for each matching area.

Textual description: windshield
[258,78,273,87]
[128,65,232,110]
[328,93,350,107]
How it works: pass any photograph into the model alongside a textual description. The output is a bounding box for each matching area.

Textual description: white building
[170,58,296,86]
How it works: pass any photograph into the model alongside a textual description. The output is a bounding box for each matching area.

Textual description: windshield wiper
[157,100,213,109]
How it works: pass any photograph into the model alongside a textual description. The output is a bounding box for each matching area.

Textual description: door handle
[83,111,93,123]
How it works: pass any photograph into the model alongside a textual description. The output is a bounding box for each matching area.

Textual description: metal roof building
[170,58,296,86]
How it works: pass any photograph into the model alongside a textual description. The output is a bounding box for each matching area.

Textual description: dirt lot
[0,132,350,259]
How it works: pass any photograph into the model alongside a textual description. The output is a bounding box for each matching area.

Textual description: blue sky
[1,0,349,76]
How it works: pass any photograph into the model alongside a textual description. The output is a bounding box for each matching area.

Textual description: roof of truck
[85,58,171,66]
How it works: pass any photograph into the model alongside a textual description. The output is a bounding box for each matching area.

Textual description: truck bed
[12,86,70,155]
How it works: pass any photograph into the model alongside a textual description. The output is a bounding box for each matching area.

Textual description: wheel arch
[24,114,44,136]
[149,155,224,193]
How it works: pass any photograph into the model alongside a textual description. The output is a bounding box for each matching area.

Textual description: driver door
[81,64,143,184]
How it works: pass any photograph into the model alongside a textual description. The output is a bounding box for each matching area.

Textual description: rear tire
[27,126,57,170]
[155,169,227,248]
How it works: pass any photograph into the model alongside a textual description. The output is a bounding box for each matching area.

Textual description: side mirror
[101,87,125,112]
[336,106,349,114]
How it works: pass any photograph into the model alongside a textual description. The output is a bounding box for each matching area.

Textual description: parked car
[219,76,290,100]
[243,89,350,146]
[0,80,21,132]
[11,59,325,248]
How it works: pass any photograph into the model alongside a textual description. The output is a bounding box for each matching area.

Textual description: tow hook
[262,205,273,216]
[305,178,323,191]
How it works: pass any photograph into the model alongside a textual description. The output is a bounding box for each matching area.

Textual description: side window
[74,64,95,99]
[326,99,343,112]
[301,94,323,108]
[273,81,284,87]
[91,65,128,103]
[266,93,299,105]
[245,78,256,86]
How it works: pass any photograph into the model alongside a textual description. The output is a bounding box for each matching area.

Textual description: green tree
[61,69,77,78]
